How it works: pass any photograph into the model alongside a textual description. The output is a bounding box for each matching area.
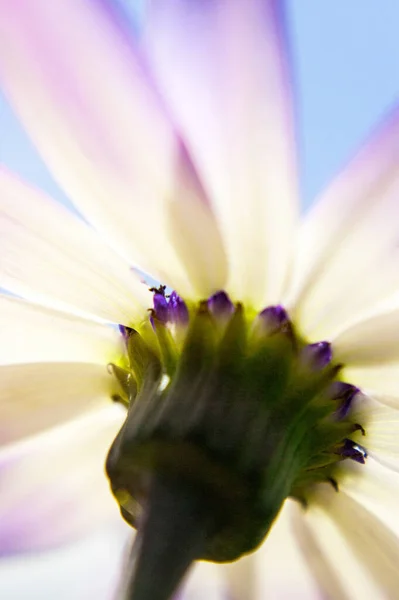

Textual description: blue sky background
[0,1,399,598]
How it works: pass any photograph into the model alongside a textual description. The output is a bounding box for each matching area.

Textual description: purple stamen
[338,439,368,464]
[330,382,360,419]
[168,291,189,325]
[153,292,169,324]
[302,341,332,370]
[208,291,234,318]
[258,305,290,334]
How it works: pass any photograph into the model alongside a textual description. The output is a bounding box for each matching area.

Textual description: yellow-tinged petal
[349,393,399,472]
[340,457,399,540]
[142,0,298,307]
[0,406,125,554]
[303,499,384,600]
[0,362,119,445]
[291,504,350,600]
[311,484,399,599]
[0,0,227,298]
[343,363,399,408]
[288,107,399,339]
[0,294,123,365]
[0,169,150,324]
[333,307,399,366]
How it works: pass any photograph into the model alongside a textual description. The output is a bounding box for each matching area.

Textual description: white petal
[220,501,321,599]
[340,456,399,540]
[0,0,227,298]
[288,107,399,339]
[312,483,399,598]
[304,495,384,600]
[0,362,120,445]
[291,503,350,600]
[0,524,131,600]
[349,393,399,472]
[0,406,124,554]
[333,307,399,365]
[142,0,298,307]
[0,294,123,365]
[218,552,256,600]
[177,562,228,600]
[343,363,399,408]
[0,169,150,324]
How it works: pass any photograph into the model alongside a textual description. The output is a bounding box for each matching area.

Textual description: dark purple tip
[302,341,332,370]
[338,439,368,464]
[330,382,360,419]
[258,305,290,335]
[168,291,189,326]
[119,324,134,341]
[153,293,169,323]
[208,291,234,319]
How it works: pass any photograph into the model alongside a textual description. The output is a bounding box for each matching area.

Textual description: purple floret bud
[118,324,133,341]
[330,382,360,419]
[257,305,290,335]
[302,341,332,370]
[208,291,234,319]
[153,292,169,324]
[168,291,189,325]
[338,439,368,464]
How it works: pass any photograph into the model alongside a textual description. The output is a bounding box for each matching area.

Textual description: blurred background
[0,1,398,598]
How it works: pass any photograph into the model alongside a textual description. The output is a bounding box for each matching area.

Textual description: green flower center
[106,290,367,566]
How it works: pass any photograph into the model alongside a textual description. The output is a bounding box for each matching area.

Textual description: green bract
[106,296,365,562]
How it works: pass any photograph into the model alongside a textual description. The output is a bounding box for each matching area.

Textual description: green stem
[120,475,211,600]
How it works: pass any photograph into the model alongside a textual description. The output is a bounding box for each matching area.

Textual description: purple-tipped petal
[258,305,290,335]
[142,0,298,306]
[208,291,234,319]
[338,439,368,464]
[168,291,189,325]
[302,341,332,370]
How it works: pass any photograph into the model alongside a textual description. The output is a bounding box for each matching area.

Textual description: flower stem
[121,475,211,600]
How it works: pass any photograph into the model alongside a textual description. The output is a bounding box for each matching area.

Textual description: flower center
[105,289,367,596]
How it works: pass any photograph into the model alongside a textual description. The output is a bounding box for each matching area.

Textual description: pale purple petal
[0,0,227,298]
[142,0,299,307]
[287,106,399,339]
[0,525,131,600]
[0,406,124,554]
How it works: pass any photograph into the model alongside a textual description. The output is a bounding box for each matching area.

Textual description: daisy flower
[0,1,398,599]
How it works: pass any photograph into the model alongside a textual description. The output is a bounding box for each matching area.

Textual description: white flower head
[0,1,398,599]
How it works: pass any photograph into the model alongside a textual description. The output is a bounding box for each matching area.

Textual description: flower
[0,0,399,599]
